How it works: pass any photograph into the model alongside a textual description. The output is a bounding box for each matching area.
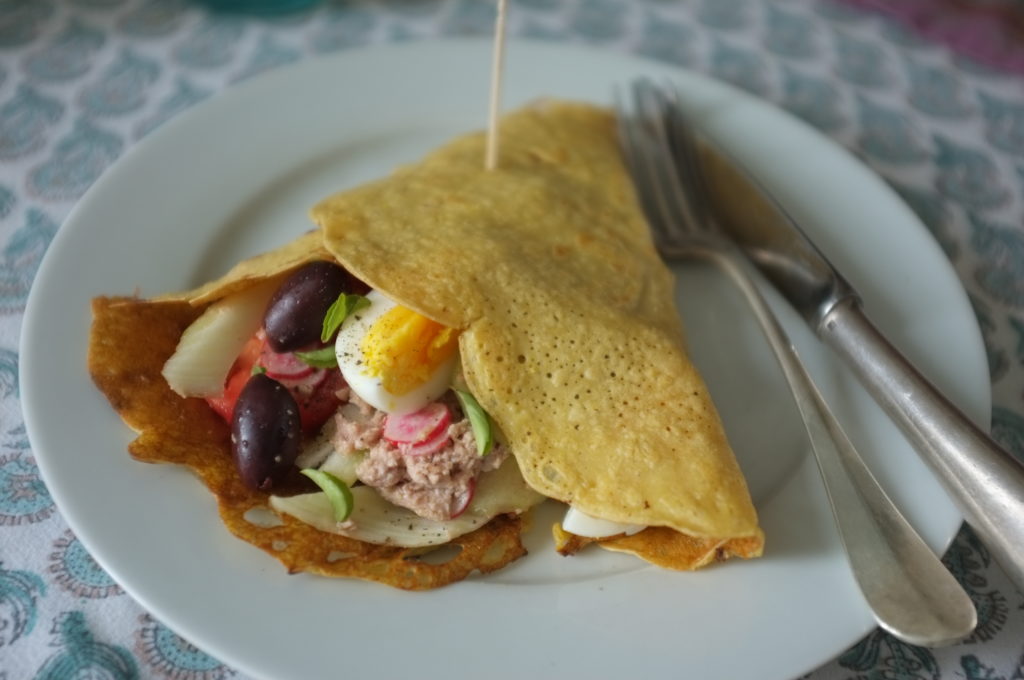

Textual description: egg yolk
[360,305,459,395]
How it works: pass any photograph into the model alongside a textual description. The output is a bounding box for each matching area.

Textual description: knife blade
[686,122,1024,596]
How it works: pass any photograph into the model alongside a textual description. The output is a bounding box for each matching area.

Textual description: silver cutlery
[669,83,1024,600]
[617,79,977,647]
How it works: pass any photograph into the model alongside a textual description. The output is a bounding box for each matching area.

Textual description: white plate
[21,40,989,680]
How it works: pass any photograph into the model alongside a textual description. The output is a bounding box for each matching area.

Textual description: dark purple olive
[263,261,366,352]
[231,374,301,491]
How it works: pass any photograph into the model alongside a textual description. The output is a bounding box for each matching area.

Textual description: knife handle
[821,298,1024,595]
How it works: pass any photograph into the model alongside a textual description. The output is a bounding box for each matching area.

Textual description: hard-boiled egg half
[335,290,459,414]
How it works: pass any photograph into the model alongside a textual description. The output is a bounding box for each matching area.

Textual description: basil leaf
[294,346,337,369]
[301,469,354,522]
[321,293,371,342]
[454,389,494,456]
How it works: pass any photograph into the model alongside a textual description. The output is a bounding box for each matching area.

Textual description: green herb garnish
[295,346,338,369]
[321,293,370,342]
[250,364,267,376]
[454,388,494,457]
[301,469,354,522]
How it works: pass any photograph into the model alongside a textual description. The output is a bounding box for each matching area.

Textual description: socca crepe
[89,100,761,590]
[312,101,764,564]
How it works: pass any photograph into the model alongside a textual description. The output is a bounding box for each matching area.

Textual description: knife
[686,120,1024,596]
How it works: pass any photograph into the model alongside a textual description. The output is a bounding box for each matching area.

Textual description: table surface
[1,0,1023,678]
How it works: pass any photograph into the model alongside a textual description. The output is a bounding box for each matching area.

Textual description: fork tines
[615,80,713,256]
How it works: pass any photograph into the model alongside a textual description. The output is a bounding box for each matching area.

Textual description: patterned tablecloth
[1,0,1023,678]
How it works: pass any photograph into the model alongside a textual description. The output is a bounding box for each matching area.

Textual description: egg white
[561,506,645,538]
[334,290,456,415]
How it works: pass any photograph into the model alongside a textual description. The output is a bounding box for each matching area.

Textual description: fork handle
[710,249,977,645]
[820,298,1024,596]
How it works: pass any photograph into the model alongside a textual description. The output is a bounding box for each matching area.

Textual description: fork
[617,80,976,647]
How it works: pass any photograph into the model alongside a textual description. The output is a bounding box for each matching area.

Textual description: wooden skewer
[485,0,508,171]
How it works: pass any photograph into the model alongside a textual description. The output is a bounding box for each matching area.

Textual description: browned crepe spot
[88,296,527,590]
[552,523,763,570]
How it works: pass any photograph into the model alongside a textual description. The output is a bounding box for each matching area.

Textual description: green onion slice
[294,346,337,369]
[454,388,494,457]
[321,293,370,343]
[301,469,354,522]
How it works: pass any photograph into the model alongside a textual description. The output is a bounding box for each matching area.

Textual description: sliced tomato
[293,369,346,431]
[205,334,263,422]
[206,364,251,423]
[238,332,264,367]
[206,332,345,432]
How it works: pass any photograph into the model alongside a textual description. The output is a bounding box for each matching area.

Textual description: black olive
[263,261,366,352]
[231,374,301,491]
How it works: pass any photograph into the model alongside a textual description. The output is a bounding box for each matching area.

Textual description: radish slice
[260,345,315,380]
[383,402,451,444]
[277,368,327,398]
[405,426,451,457]
[450,477,476,518]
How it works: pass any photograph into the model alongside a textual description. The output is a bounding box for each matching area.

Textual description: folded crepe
[312,101,763,568]
[89,100,762,591]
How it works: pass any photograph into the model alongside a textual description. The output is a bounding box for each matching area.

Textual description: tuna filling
[331,393,508,521]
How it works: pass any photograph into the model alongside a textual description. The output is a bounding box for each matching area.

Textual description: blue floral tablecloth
[1,0,1023,678]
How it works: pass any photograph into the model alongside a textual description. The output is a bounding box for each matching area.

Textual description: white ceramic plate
[21,40,989,680]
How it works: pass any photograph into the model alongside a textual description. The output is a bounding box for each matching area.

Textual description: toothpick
[485,0,508,171]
